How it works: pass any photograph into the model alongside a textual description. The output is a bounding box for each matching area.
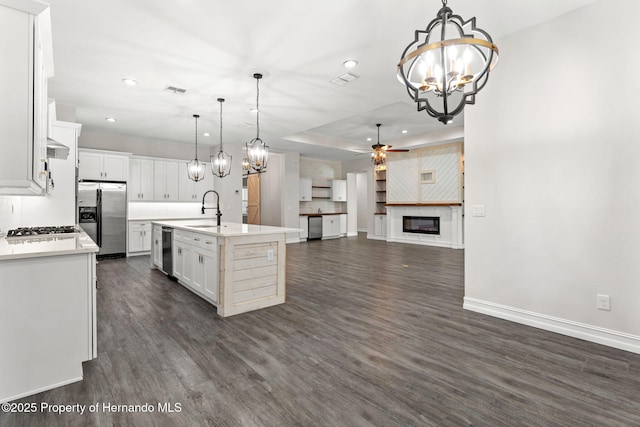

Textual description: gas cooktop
[6,226,80,238]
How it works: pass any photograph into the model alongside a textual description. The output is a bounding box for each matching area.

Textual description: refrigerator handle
[97,188,103,247]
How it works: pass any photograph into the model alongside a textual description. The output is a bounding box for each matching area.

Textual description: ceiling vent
[163,85,187,94]
[329,73,359,86]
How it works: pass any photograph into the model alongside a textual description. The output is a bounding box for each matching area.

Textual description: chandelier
[210,98,232,178]
[371,124,387,168]
[397,0,499,124]
[245,73,269,173]
[186,114,206,181]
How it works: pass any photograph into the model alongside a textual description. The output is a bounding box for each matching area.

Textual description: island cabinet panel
[218,233,286,317]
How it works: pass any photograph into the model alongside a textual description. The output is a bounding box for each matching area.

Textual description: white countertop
[0,230,99,261]
[152,219,300,237]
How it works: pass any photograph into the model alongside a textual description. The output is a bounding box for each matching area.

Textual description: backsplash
[299,157,346,214]
[0,196,22,236]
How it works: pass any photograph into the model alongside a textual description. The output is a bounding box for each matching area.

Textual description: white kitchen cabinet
[193,245,218,303]
[339,214,347,236]
[299,216,308,239]
[152,224,163,269]
[78,149,129,181]
[331,179,347,202]
[128,157,154,201]
[173,230,218,302]
[179,161,212,201]
[128,221,151,254]
[374,214,387,238]
[322,215,340,239]
[0,3,51,195]
[299,178,312,201]
[154,160,180,201]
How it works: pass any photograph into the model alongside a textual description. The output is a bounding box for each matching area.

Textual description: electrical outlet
[596,294,611,311]
[472,205,486,217]
[267,249,274,261]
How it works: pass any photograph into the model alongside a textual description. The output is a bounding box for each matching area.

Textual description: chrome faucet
[201,190,222,226]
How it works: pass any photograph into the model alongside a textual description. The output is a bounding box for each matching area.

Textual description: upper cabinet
[154,160,179,201]
[128,157,154,201]
[78,149,129,181]
[179,161,211,202]
[0,2,52,195]
[299,178,312,201]
[331,179,347,202]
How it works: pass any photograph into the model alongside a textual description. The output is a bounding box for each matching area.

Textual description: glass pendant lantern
[210,98,232,178]
[187,114,206,181]
[245,73,269,173]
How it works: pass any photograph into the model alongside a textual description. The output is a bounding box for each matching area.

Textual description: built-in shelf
[312,186,331,189]
[374,169,386,214]
[312,196,331,199]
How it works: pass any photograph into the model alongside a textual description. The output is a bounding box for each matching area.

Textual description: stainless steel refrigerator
[78,182,127,257]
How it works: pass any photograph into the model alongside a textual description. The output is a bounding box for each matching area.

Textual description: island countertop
[0,230,99,261]
[151,219,300,237]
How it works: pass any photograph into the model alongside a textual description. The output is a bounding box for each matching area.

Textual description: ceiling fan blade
[387,149,410,152]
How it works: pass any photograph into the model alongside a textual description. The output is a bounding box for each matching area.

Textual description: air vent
[163,85,187,94]
[329,72,359,86]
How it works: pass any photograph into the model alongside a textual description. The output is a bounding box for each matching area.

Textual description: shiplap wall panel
[420,144,461,202]
[387,153,419,202]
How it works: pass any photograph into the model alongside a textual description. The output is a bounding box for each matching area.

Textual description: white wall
[282,151,301,242]
[80,130,214,160]
[464,0,640,353]
[356,172,368,232]
[260,152,283,227]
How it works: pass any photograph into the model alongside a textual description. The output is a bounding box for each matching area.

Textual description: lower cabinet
[374,214,387,238]
[299,216,308,240]
[128,221,151,254]
[339,214,347,236]
[152,225,163,269]
[322,216,341,239]
[173,230,218,303]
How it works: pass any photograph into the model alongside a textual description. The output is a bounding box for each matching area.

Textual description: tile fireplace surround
[385,204,463,249]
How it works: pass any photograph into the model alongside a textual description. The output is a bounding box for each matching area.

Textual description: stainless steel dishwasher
[161,227,173,275]
[308,215,322,240]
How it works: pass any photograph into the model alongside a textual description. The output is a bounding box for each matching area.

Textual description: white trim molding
[464,297,640,355]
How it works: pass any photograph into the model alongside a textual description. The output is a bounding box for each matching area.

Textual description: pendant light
[210,98,232,178]
[245,73,269,173]
[397,0,499,124]
[187,114,206,181]
[371,124,387,169]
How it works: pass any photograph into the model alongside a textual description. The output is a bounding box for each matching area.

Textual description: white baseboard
[286,237,300,244]
[367,234,386,241]
[463,297,640,355]
[1,376,83,404]
[347,232,358,237]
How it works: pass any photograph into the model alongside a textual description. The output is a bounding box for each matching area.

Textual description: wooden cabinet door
[202,251,218,303]
[141,224,151,251]
[165,161,180,201]
[153,161,167,200]
[139,159,154,201]
[299,178,312,201]
[128,159,141,201]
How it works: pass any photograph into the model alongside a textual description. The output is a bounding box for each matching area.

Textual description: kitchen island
[151,220,298,317]
[0,230,98,403]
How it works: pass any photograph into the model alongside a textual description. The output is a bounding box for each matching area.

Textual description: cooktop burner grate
[6,226,80,237]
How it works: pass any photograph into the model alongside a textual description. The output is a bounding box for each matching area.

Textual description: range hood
[47,138,70,160]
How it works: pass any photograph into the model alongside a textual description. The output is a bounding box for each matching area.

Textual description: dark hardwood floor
[2,234,640,426]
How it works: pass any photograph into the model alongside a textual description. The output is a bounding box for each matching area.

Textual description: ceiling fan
[371,123,410,154]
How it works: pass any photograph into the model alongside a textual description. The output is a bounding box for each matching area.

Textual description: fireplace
[402,216,440,235]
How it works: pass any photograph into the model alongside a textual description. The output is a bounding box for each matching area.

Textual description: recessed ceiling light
[122,78,137,86]
[402,130,408,134]
[366,137,372,141]
[105,117,117,123]
[203,132,210,137]
[343,59,358,68]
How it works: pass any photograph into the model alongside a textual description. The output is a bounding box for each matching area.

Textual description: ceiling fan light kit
[187,114,206,182]
[211,98,232,178]
[397,0,499,124]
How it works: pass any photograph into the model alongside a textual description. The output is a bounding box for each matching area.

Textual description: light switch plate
[472,205,486,217]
